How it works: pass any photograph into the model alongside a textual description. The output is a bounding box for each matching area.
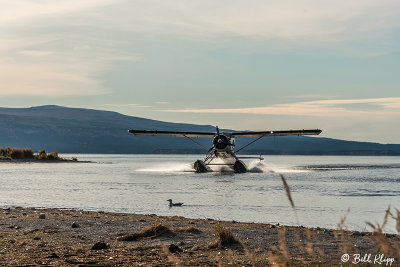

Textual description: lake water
[1,154,399,232]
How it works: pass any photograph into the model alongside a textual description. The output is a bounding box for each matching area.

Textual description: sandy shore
[0,207,399,266]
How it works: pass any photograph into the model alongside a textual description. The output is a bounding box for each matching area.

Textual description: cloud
[0,60,109,97]
[17,50,54,57]
[0,1,114,25]
[0,0,141,97]
[6,1,395,43]
[285,94,338,100]
[104,104,152,108]
[161,97,400,117]
[105,104,139,107]
[97,0,400,43]
[1,1,400,98]
[136,105,153,108]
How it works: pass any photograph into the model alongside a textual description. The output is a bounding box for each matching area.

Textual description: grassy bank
[0,147,72,161]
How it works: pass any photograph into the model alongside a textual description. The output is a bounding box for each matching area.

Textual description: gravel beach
[0,207,399,266]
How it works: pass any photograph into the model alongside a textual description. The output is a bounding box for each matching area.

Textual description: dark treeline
[0,147,67,160]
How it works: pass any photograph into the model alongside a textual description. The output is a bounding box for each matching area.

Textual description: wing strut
[235,136,264,153]
[183,135,210,152]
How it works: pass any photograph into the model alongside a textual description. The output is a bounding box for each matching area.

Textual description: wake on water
[136,160,309,174]
[136,163,194,172]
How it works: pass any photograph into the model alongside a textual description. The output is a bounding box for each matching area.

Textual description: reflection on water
[0,154,399,232]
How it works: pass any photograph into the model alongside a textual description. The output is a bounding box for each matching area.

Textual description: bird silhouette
[167,199,183,207]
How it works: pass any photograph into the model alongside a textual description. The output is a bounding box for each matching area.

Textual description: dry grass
[294,233,305,253]
[176,225,202,234]
[267,174,400,266]
[366,205,400,260]
[333,208,354,257]
[227,249,235,265]
[267,230,292,266]
[35,150,63,160]
[243,245,256,266]
[0,147,66,161]
[278,229,290,260]
[208,223,240,248]
[393,208,400,233]
[267,251,287,267]
[0,147,34,159]
[161,243,182,267]
[214,223,239,246]
[279,174,299,225]
[118,222,174,241]
[279,174,295,210]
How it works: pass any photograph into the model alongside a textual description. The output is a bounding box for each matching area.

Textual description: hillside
[0,105,399,155]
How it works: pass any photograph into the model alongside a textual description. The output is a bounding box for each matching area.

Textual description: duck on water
[167,199,183,207]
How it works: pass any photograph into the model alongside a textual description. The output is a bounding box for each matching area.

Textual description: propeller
[216,126,222,144]
[209,126,221,151]
[210,126,229,150]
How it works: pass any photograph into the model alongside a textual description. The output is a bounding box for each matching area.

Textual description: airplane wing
[128,129,216,138]
[231,129,322,138]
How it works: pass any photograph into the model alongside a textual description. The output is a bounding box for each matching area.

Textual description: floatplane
[128,127,321,173]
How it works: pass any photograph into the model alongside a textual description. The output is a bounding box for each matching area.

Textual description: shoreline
[0,159,91,163]
[1,207,399,266]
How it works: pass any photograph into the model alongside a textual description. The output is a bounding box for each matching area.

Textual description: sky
[1,0,400,143]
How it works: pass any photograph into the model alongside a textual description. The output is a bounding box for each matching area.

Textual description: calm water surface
[1,155,399,232]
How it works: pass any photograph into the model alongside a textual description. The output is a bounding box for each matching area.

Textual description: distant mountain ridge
[0,105,399,155]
